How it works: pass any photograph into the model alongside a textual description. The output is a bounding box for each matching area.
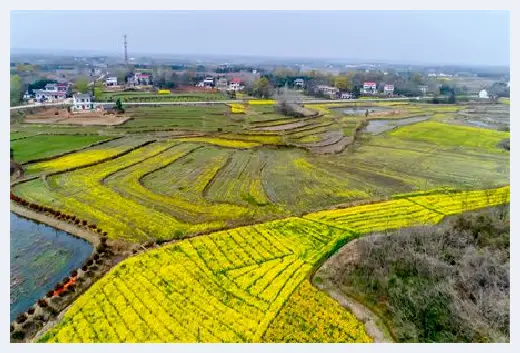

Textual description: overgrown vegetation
[316,206,510,342]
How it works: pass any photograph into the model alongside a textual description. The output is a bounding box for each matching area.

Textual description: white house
[361,82,377,95]
[72,93,94,112]
[478,89,489,99]
[203,77,214,87]
[340,92,353,99]
[383,84,394,96]
[418,86,428,95]
[33,83,71,103]
[294,78,305,88]
[105,76,118,86]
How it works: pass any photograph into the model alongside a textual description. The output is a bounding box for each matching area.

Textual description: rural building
[228,78,243,91]
[105,76,118,86]
[203,77,215,87]
[72,93,94,112]
[33,83,71,103]
[479,89,489,99]
[383,84,394,96]
[361,82,377,95]
[340,92,353,99]
[294,78,305,88]
[216,77,228,90]
[134,73,151,85]
[316,85,339,99]
[419,86,428,95]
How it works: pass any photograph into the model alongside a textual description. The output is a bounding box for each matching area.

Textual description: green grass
[389,121,510,153]
[10,135,109,163]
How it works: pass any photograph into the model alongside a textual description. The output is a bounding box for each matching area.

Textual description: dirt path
[312,239,394,343]
[10,202,100,248]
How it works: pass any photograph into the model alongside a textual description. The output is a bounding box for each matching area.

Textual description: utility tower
[123,34,128,67]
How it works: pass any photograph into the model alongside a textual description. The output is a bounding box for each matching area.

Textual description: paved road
[10,97,420,111]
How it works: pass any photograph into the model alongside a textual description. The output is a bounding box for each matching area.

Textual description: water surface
[10,213,92,321]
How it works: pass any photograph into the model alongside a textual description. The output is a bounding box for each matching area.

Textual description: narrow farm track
[34,186,509,343]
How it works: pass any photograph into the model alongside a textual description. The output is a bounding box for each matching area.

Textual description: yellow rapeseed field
[229,104,246,114]
[177,137,260,149]
[248,99,276,105]
[39,186,509,343]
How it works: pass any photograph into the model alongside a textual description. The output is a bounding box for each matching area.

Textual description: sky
[10,11,510,66]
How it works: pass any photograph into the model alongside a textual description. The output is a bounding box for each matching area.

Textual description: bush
[27,307,35,315]
[11,331,25,340]
[37,299,48,308]
[320,207,510,342]
[16,314,27,324]
[46,290,54,298]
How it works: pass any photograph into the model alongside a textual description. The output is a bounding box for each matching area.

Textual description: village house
[383,84,394,96]
[228,78,243,91]
[361,82,377,95]
[72,93,94,112]
[316,85,339,99]
[294,78,305,88]
[33,82,71,103]
[134,73,151,85]
[105,76,118,86]
[419,86,428,95]
[340,92,353,99]
[479,89,489,99]
[203,77,215,87]
[215,77,228,90]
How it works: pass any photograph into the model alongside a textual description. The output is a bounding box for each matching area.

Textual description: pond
[10,213,92,321]
[333,106,392,115]
[364,116,430,135]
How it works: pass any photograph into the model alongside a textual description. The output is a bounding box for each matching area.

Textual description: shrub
[86,259,94,266]
[82,220,87,226]
[46,290,54,298]
[93,254,99,260]
[27,307,35,315]
[16,314,27,324]
[71,270,78,277]
[11,331,25,340]
[81,265,88,271]
[37,299,48,308]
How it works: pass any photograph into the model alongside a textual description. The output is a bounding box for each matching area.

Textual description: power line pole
[124,34,128,68]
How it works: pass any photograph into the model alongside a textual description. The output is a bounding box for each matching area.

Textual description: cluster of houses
[31,83,72,103]
[197,76,245,91]
[311,81,400,99]
[104,72,152,87]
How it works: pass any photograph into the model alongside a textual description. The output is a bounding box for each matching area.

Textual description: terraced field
[37,186,510,343]
[10,101,510,343]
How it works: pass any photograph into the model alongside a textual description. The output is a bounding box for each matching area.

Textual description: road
[10,97,420,111]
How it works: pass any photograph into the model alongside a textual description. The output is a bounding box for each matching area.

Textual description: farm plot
[389,121,510,154]
[38,186,509,343]
[105,145,256,225]
[11,135,109,164]
[304,186,510,234]
[23,137,148,176]
[13,142,196,242]
[120,106,237,132]
[204,150,271,207]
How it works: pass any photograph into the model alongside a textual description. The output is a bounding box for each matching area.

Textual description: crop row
[36,186,509,342]
[38,217,354,343]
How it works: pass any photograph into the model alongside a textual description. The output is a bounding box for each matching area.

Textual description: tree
[10,75,23,106]
[93,81,104,101]
[334,75,350,91]
[74,76,89,93]
[115,98,124,113]
[254,77,272,98]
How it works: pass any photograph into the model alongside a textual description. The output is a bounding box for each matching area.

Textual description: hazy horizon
[10,11,510,67]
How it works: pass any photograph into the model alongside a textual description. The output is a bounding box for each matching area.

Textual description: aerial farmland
[9,10,510,345]
[10,96,510,343]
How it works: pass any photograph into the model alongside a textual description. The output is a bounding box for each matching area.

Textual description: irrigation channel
[10,213,92,321]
